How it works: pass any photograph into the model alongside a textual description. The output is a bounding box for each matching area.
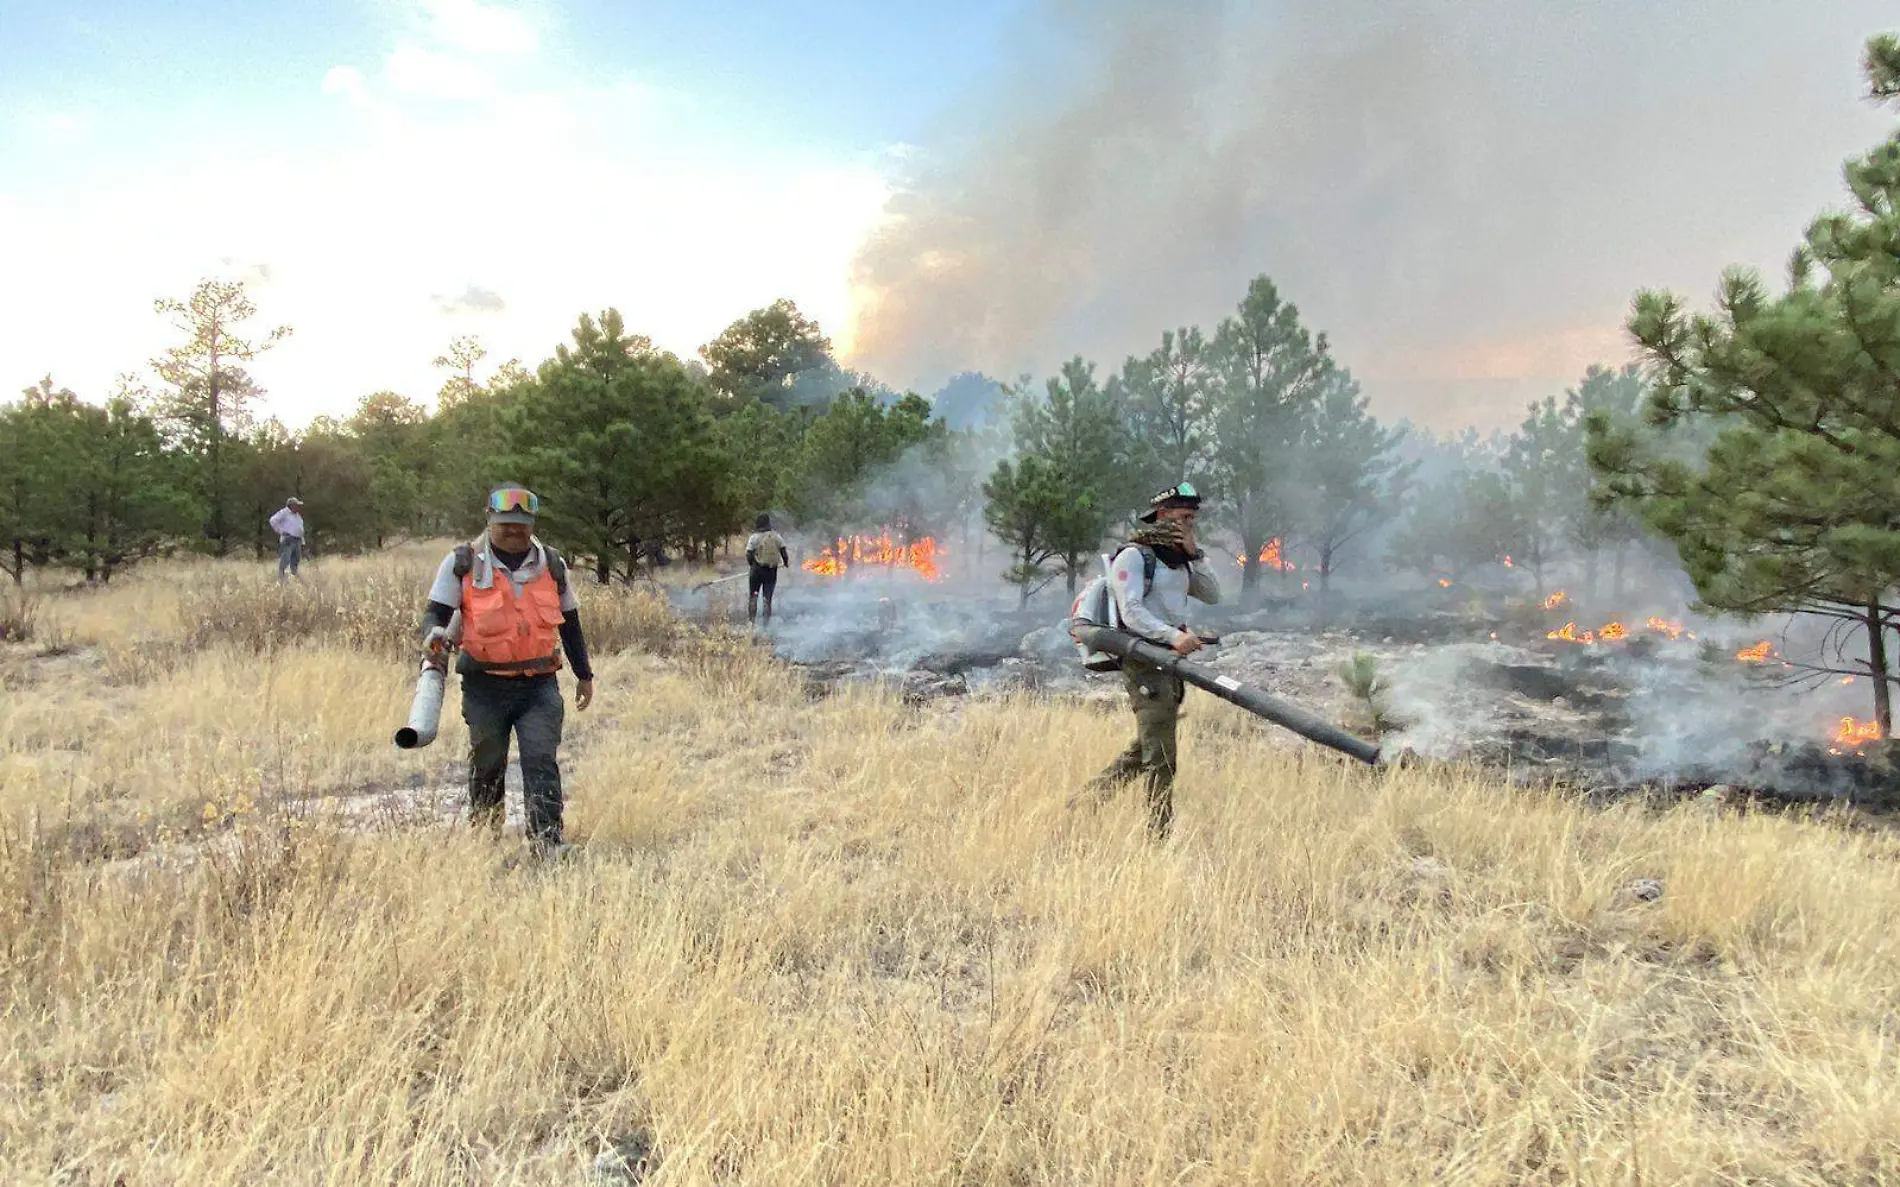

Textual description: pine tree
[1117,326,1214,496]
[1292,359,1412,592]
[980,454,1073,607]
[1502,395,1581,600]
[1007,357,1134,593]
[1206,276,1328,600]
[503,310,725,580]
[1562,364,1650,599]
[149,278,291,556]
[1587,34,1900,732]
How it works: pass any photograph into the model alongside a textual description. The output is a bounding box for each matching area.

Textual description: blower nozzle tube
[1069,622,1383,766]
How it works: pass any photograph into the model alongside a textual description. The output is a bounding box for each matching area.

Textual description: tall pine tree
[1588,34,1900,732]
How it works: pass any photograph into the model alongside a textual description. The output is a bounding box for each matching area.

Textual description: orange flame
[1502,555,1515,568]
[1547,621,1595,644]
[1438,578,1452,588]
[801,530,943,582]
[1832,716,1882,751]
[1547,616,1690,646]
[1232,538,1298,571]
[1543,590,1569,610]
[1736,641,1774,664]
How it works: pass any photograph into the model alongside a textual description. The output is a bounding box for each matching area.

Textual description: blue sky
[2,0,1027,160]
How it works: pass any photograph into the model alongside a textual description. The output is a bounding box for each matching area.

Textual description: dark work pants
[460,672,566,842]
[747,564,779,623]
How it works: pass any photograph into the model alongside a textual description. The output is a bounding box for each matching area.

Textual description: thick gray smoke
[852,0,1897,430]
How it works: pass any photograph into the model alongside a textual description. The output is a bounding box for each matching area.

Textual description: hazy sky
[3,1,1895,431]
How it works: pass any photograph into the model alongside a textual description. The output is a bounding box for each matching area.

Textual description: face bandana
[1130,519,1199,565]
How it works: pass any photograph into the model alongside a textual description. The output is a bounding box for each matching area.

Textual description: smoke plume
[851,0,1896,429]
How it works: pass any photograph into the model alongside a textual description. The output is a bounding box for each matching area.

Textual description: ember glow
[1543,590,1569,610]
[1832,716,1882,752]
[1736,641,1775,664]
[1437,578,1452,588]
[801,530,943,581]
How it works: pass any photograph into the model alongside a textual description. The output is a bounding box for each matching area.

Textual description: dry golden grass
[5,548,1900,1183]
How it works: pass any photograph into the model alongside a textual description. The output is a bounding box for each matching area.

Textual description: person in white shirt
[269,497,305,581]
[744,513,791,625]
[1076,482,1221,838]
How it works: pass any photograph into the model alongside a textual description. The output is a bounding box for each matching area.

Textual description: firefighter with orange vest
[420,485,595,850]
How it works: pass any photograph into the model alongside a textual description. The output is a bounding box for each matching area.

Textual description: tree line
[0,285,1004,584]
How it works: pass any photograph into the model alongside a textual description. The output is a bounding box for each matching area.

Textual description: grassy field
[4,547,1900,1184]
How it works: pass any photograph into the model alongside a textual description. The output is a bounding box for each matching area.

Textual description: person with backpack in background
[1075,482,1221,838]
[745,513,791,625]
[418,485,595,855]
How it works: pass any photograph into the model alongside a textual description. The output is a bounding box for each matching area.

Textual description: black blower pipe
[1070,623,1383,766]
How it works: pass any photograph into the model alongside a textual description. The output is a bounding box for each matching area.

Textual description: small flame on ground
[1547,621,1595,644]
[1502,555,1515,568]
[1543,590,1569,610]
[1831,716,1882,753]
[1841,675,1858,685]
[1438,577,1452,588]
[1547,617,1686,646]
[802,530,943,581]
[1736,641,1774,664]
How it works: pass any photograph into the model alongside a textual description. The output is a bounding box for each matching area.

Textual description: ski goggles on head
[486,487,539,517]
[1139,481,1201,520]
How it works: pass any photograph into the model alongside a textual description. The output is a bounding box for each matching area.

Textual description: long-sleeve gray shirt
[1107,545,1221,648]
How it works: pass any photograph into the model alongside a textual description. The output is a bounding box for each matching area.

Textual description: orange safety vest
[459,562,565,677]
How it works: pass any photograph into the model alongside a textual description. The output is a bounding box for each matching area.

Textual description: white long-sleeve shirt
[1106,545,1220,648]
[269,507,304,539]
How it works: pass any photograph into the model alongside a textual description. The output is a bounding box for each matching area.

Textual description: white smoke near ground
[685,421,1057,677]
[850,0,1897,430]
[1379,604,1873,792]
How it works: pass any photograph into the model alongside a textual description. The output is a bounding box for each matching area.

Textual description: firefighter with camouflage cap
[1076,482,1221,837]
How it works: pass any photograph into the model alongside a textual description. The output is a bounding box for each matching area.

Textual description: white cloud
[17,109,92,144]
[384,41,497,100]
[320,65,367,98]
[421,0,540,55]
[0,25,895,426]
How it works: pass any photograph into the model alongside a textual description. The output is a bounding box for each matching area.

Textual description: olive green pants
[1080,657,1184,837]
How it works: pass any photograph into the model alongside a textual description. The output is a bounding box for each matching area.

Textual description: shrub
[0,590,39,644]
